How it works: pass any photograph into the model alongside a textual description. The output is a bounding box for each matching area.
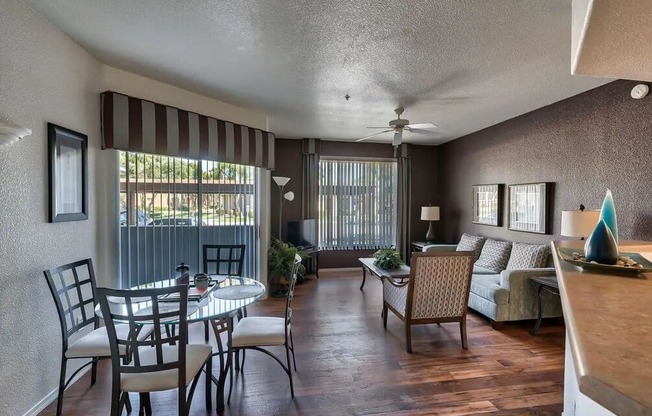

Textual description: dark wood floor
[41,270,565,416]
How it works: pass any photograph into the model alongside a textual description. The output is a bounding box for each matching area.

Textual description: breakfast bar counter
[551,240,652,416]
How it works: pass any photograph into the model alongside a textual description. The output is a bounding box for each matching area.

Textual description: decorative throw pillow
[506,243,550,270]
[475,239,512,273]
[456,233,486,261]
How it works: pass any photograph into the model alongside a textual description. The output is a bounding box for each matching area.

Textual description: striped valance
[101,91,275,170]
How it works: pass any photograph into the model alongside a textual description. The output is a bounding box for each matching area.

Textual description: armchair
[382,251,474,352]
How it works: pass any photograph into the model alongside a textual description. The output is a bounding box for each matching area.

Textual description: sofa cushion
[506,243,550,270]
[470,274,509,305]
[475,239,512,273]
[456,233,486,261]
[472,265,498,275]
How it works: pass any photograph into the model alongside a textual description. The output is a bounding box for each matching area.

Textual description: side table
[529,275,560,335]
[358,258,410,291]
[410,241,431,253]
[302,246,320,279]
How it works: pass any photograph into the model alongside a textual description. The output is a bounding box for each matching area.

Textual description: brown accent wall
[273,139,439,268]
[439,80,652,245]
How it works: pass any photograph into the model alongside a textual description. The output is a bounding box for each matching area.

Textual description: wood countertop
[551,240,652,416]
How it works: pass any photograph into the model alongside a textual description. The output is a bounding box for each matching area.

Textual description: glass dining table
[96,275,266,410]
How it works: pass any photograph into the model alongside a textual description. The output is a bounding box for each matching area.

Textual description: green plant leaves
[373,248,403,270]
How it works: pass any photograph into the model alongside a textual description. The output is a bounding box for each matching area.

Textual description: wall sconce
[0,121,32,147]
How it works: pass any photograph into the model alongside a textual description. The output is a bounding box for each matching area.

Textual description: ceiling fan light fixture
[392,130,402,147]
[358,107,437,146]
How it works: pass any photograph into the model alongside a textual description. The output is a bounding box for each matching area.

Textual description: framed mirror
[48,123,88,222]
[508,182,553,234]
[472,184,503,226]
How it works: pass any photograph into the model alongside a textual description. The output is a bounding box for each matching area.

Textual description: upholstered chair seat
[231,317,287,347]
[383,283,407,316]
[66,324,152,358]
[121,344,212,392]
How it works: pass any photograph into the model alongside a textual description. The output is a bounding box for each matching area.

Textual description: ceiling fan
[356,107,437,147]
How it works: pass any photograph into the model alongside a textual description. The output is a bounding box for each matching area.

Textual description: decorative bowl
[558,247,652,276]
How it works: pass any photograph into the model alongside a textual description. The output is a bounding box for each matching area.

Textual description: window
[119,151,258,288]
[318,158,397,250]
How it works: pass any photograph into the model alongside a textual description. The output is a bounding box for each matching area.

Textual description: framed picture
[472,184,503,226]
[48,123,88,222]
[508,183,553,234]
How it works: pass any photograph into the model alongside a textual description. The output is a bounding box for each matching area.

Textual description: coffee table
[358,257,411,290]
[529,275,560,335]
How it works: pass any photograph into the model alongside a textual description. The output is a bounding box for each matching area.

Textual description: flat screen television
[287,219,317,249]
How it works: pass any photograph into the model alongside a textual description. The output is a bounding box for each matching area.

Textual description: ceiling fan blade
[407,128,441,135]
[356,129,394,142]
[392,130,402,147]
[406,122,437,129]
[366,126,391,129]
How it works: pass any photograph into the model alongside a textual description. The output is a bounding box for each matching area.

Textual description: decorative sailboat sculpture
[584,190,619,264]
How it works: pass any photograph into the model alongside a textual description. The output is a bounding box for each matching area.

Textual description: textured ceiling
[572,0,652,82]
[25,0,611,144]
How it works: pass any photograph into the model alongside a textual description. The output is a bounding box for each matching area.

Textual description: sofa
[423,234,563,329]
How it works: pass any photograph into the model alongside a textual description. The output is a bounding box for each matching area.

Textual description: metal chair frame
[44,259,128,416]
[97,285,212,416]
[228,254,301,401]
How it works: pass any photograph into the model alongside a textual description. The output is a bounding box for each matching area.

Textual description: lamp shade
[421,206,440,221]
[561,209,600,238]
[272,176,291,187]
[283,191,295,201]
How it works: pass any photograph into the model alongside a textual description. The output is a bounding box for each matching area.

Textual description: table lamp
[421,206,440,243]
[561,205,600,239]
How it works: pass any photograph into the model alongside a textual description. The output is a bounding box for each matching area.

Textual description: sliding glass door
[118,151,259,288]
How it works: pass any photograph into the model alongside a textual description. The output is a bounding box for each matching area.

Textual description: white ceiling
[25,0,611,145]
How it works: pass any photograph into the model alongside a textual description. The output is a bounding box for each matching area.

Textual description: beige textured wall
[0,1,102,414]
[0,2,270,414]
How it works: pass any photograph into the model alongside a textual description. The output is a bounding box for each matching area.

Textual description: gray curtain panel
[396,143,412,263]
[301,138,320,220]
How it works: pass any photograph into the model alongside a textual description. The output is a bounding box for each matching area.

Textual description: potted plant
[268,238,306,297]
[373,247,403,270]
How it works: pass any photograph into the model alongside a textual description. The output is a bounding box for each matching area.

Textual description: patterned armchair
[383,251,474,353]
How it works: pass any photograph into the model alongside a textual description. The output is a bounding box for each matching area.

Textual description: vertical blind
[318,158,397,250]
[119,151,258,288]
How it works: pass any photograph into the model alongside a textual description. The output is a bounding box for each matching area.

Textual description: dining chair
[201,244,246,341]
[228,253,302,401]
[202,244,246,276]
[97,285,213,416]
[382,251,474,353]
[44,259,153,416]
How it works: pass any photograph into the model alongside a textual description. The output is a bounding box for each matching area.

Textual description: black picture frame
[472,184,503,226]
[48,123,88,222]
[507,182,553,234]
